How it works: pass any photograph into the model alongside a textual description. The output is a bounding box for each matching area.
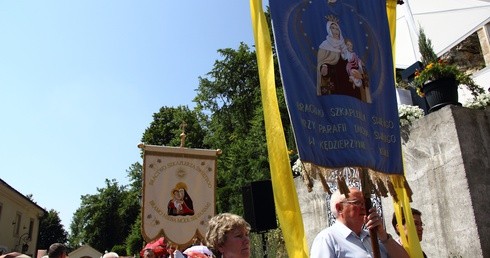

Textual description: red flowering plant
[412,28,484,98]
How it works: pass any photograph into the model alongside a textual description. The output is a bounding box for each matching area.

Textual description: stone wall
[298,105,490,257]
[295,176,329,249]
[383,105,490,258]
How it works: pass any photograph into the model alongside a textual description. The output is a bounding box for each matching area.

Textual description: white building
[0,178,46,257]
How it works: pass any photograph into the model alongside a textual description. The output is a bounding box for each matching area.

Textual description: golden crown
[325,15,340,24]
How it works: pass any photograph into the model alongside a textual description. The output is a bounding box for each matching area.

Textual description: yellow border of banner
[387,1,423,257]
[250,1,309,257]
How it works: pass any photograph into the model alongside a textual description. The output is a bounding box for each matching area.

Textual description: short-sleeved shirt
[310,221,389,258]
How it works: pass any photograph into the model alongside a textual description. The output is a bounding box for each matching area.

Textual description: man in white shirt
[310,188,409,258]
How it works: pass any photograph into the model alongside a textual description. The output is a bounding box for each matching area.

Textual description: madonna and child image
[167,182,194,216]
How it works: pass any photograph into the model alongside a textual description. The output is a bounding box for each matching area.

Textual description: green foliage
[38,209,68,249]
[418,28,437,67]
[193,42,295,215]
[126,162,143,193]
[141,105,207,149]
[68,163,143,253]
[125,214,144,257]
[194,43,266,214]
[120,163,144,254]
[69,179,130,252]
[111,245,126,256]
[249,229,287,257]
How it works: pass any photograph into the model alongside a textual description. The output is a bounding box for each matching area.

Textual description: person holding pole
[310,188,409,258]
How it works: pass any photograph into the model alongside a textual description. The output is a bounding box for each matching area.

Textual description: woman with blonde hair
[205,213,251,258]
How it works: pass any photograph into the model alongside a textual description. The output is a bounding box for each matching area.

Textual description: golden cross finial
[180,121,187,147]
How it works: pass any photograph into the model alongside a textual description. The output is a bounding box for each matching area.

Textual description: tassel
[318,172,332,194]
[387,180,399,202]
[373,186,381,198]
[403,179,413,202]
[375,178,389,197]
[303,171,313,192]
[337,175,350,197]
[360,168,374,197]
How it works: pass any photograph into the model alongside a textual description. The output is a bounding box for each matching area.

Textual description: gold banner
[140,144,219,246]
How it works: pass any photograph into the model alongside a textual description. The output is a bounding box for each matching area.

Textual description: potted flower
[412,28,484,112]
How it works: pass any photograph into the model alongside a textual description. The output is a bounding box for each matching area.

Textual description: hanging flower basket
[422,77,461,113]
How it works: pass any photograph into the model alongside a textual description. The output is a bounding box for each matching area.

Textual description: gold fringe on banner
[298,161,412,202]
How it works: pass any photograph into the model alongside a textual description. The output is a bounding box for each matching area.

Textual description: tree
[68,163,143,255]
[193,43,294,214]
[122,162,144,256]
[38,209,68,249]
[125,214,143,256]
[418,28,438,67]
[141,105,207,149]
[69,179,128,253]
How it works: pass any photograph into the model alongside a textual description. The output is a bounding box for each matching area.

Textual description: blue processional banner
[270,0,402,174]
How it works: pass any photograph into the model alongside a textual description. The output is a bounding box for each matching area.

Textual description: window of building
[28,218,34,239]
[14,212,21,236]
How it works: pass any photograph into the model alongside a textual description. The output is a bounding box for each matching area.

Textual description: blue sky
[0,0,266,231]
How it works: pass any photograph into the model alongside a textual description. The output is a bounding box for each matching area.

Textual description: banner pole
[360,168,381,258]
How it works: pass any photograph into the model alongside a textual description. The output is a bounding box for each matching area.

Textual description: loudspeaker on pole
[242,180,278,232]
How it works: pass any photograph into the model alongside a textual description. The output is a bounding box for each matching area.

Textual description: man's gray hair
[330,189,348,218]
[330,187,363,217]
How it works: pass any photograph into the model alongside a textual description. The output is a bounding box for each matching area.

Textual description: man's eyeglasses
[341,199,365,207]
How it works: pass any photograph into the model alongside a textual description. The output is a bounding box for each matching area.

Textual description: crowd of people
[47,212,250,258]
[48,190,424,258]
[162,213,250,257]
[135,213,251,258]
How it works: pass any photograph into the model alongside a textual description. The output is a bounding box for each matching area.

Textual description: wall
[295,176,329,250]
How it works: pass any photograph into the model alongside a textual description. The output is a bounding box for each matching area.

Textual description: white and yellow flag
[140,144,219,246]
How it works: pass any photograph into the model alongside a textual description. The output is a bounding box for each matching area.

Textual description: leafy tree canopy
[141,105,207,149]
[69,179,129,253]
[38,209,68,249]
[193,42,294,214]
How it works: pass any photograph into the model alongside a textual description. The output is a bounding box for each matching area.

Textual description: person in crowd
[165,243,177,258]
[48,243,67,258]
[392,207,427,258]
[205,213,251,258]
[102,252,119,258]
[183,244,213,258]
[143,249,155,258]
[310,187,409,258]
